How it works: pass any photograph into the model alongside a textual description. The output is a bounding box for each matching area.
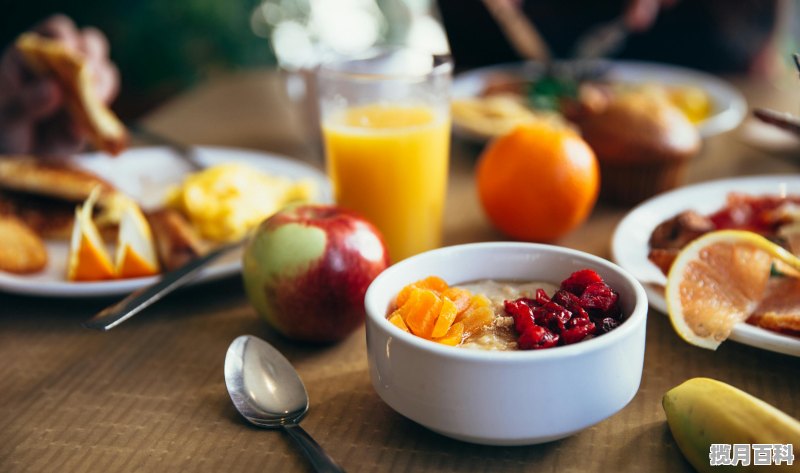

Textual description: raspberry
[560,269,604,295]
[580,282,618,312]
[518,325,560,350]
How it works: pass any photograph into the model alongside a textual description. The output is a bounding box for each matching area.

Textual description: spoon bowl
[224,335,344,472]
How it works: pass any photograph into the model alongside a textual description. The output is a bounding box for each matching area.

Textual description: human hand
[624,0,678,32]
[0,14,119,156]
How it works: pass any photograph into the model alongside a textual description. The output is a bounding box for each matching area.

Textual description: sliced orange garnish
[69,233,115,281]
[117,245,157,278]
[67,189,114,281]
[666,230,800,349]
[115,197,159,278]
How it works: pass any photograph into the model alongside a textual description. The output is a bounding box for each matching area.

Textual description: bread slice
[0,158,122,239]
[0,157,117,203]
[0,215,48,274]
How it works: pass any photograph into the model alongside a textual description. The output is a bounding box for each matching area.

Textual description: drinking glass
[318,48,452,262]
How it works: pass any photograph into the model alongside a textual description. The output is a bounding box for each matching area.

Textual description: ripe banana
[663,377,800,472]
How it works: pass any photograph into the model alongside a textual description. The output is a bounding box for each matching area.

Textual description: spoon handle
[283,424,346,473]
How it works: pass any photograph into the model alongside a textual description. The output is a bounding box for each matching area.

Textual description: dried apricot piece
[461,306,494,336]
[388,312,410,332]
[395,276,448,307]
[433,321,464,346]
[431,297,458,338]
[455,294,491,323]
[442,287,472,313]
[402,288,442,338]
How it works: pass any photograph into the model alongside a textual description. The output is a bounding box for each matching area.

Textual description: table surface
[3,68,800,473]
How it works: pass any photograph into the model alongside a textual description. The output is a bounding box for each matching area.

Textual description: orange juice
[323,104,450,261]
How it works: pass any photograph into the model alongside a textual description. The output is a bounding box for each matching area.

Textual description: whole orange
[476,121,599,242]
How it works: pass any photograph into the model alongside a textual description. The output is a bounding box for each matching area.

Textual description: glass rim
[317,46,453,82]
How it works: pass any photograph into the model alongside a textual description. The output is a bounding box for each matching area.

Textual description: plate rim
[451,59,747,139]
[610,174,800,357]
[0,145,331,298]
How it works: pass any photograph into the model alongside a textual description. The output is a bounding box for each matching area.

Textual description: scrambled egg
[166,163,315,243]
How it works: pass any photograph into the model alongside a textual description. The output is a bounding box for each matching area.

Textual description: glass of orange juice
[318,49,452,262]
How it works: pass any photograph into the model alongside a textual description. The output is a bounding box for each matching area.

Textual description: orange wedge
[115,198,159,278]
[67,189,114,281]
[665,230,800,350]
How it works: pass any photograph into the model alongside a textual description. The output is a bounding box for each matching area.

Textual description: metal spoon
[224,335,345,473]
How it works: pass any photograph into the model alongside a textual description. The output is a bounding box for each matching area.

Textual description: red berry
[535,288,551,306]
[580,282,618,312]
[568,316,593,328]
[598,317,620,333]
[562,322,596,345]
[504,271,624,350]
[560,269,604,296]
[518,325,560,350]
[552,290,590,319]
[540,301,572,332]
[505,300,536,334]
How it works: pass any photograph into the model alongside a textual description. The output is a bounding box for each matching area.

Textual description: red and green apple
[242,204,389,342]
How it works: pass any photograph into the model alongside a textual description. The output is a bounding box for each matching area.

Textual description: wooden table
[2,69,800,472]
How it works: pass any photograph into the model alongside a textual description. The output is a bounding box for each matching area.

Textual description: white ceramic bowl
[364,242,648,446]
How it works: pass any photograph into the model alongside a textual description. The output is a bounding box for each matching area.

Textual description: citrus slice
[67,189,115,281]
[115,197,160,278]
[665,230,800,349]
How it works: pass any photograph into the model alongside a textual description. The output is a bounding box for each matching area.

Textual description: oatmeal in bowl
[364,242,648,446]
[387,270,625,351]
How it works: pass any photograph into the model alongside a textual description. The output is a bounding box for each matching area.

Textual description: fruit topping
[504,269,623,350]
[560,268,604,295]
[389,278,494,346]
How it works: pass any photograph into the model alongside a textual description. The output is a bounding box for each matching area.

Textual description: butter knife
[83,241,242,331]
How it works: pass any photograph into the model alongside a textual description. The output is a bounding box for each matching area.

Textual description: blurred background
[0,0,448,119]
[0,0,796,120]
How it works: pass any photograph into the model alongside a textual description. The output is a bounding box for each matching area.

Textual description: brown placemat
[2,276,799,472]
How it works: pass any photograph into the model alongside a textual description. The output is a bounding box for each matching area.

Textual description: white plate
[611,175,800,357]
[0,146,332,298]
[451,60,747,140]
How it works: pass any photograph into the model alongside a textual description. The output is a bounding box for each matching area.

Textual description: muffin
[570,91,701,206]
